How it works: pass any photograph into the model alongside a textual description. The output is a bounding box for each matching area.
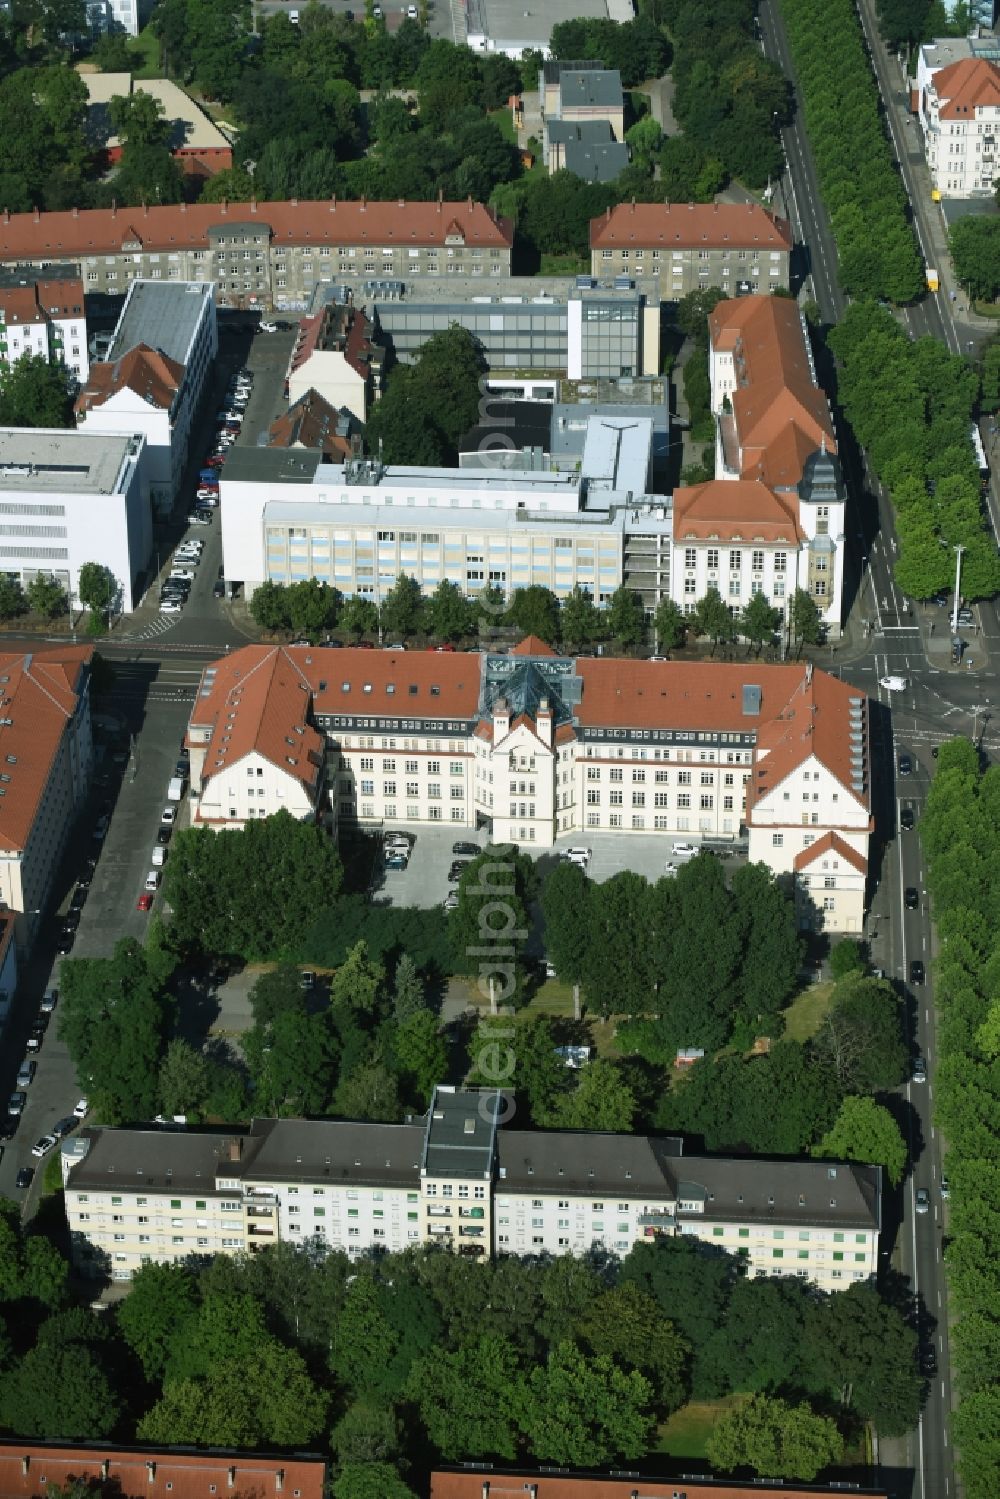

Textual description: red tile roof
[0,1442,326,1499]
[590,201,792,251]
[0,646,92,853]
[672,478,803,545]
[268,389,352,461]
[748,670,868,813]
[0,199,514,261]
[710,296,834,489]
[511,635,556,656]
[289,303,380,383]
[75,343,184,415]
[191,648,324,792]
[0,276,84,325]
[932,56,1000,117]
[794,829,868,875]
[432,1471,887,1499]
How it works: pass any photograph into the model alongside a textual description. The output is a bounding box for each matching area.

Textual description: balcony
[427,1205,452,1217]
[247,1223,276,1237]
[459,1226,484,1238]
[245,1206,274,1220]
[428,1223,453,1236]
[459,1206,485,1219]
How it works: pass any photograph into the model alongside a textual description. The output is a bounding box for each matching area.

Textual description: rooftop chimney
[275,1474,285,1494]
[228,1469,237,1489]
[21,1459,29,1477]
[146,1463,156,1483]
[228,1136,242,1162]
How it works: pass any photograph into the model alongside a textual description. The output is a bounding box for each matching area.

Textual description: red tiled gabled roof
[0,1441,326,1499]
[710,296,835,490]
[192,647,324,792]
[794,830,868,876]
[511,635,556,656]
[0,199,514,261]
[0,645,92,854]
[268,389,352,461]
[673,478,803,545]
[747,670,868,812]
[932,56,1000,117]
[0,277,84,325]
[590,201,792,251]
[75,344,184,415]
[432,1470,888,1499]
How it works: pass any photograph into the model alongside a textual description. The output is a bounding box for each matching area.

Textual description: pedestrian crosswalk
[116,614,178,644]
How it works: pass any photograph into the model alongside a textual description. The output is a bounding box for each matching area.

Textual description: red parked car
[136,892,153,912]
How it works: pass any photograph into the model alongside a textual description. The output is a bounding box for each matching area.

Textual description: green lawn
[127,26,161,77]
[783,979,835,1043]
[488,107,518,145]
[539,253,589,276]
[654,1396,744,1458]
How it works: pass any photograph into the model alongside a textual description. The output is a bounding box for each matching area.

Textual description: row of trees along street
[920,739,1000,1498]
[778,0,924,302]
[0,1200,920,1481]
[828,302,1000,600]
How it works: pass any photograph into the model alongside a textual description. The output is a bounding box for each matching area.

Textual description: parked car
[385,853,408,871]
[57,927,75,954]
[957,607,974,626]
[452,841,478,856]
[151,845,167,868]
[561,846,592,867]
[137,892,153,912]
[213,579,225,598]
[444,891,459,911]
[144,869,161,892]
[160,600,183,615]
[92,812,110,840]
[40,987,58,1013]
[259,320,278,333]
[160,805,177,826]
[15,1166,33,1189]
[7,1092,26,1116]
[31,1133,56,1159]
[940,1175,951,1200]
[299,970,315,990]
[52,1116,77,1140]
[16,1060,35,1088]
[73,1098,89,1119]
[156,825,172,845]
[671,841,698,859]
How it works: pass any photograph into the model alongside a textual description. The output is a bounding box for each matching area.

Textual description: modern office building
[63,1087,881,1287]
[371,277,661,380]
[703,294,845,633]
[0,645,94,944]
[186,640,871,932]
[75,279,217,510]
[0,200,514,310]
[0,1442,327,1499]
[0,429,150,611]
[0,268,88,382]
[590,203,793,299]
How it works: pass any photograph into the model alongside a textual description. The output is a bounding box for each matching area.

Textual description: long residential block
[590,203,792,299]
[0,1442,326,1499]
[432,1470,889,1499]
[62,1087,881,1289]
[186,639,871,932]
[0,200,514,309]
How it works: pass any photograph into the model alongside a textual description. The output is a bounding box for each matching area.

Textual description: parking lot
[372,826,749,914]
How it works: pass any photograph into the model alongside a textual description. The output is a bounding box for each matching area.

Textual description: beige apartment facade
[0,200,514,310]
[590,202,793,299]
[63,1089,880,1291]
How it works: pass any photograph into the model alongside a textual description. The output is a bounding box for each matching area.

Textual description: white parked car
[561,846,592,866]
[259,320,278,333]
[170,568,195,581]
[187,512,212,525]
[144,870,160,892]
[671,841,698,860]
[151,844,167,868]
[31,1133,57,1159]
[160,805,176,826]
[159,600,183,615]
[73,1098,89,1119]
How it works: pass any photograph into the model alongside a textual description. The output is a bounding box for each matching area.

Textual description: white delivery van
[167,775,186,802]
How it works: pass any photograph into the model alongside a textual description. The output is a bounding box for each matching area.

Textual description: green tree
[0,1309,121,1440]
[158,1039,211,1119]
[333,1059,402,1122]
[739,592,780,652]
[427,578,474,641]
[26,572,68,619]
[829,938,865,980]
[250,580,291,633]
[0,1199,68,1309]
[811,973,908,1094]
[116,1262,198,1383]
[380,572,426,639]
[0,576,26,620]
[391,952,427,1023]
[654,596,686,654]
[248,963,307,1026]
[813,1095,908,1185]
[506,585,561,645]
[341,595,380,640]
[0,352,75,427]
[950,217,1000,301]
[516,1341,654,1464]
[579,1281,688,1413]
[77,561,115,620]
[330,941,385,1014]
[707,1393,844,1481]
[560,584,598,649]
[789,587,823,648]
[540,860,590,984]
[810,1282,921,1436]
[691,586,736,653]
[245,1007,337,1116]
[550,1058,637,1132]
[394,1009,448,1103]
[286,578,341,639]
[606,584,646,648]
[406,1332,522,1459]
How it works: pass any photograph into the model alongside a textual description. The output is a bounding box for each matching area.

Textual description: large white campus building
[63,1088,881,1289]
[186,638,871,933]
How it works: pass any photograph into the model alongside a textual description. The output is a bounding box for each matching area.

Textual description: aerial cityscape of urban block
[0,0,998,1497]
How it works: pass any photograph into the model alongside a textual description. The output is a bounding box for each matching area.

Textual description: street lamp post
[951,544,965,638]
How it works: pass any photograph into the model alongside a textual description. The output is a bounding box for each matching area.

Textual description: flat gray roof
[546,118,615,145]
[559,68,623,110]
[467,0,609,46]
[0,429,135,493]
[109,279,213,367]
[245,1118,424,1188]
[565,140,630,183]
[498,1129,681,1196]
[423,1087,500,1179]
[223,447,322,484]
[65,1127,250,1195]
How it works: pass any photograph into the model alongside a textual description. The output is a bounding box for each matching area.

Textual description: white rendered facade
[0,430,150,612]
[916,46,1000,197]
[0,283,88,382]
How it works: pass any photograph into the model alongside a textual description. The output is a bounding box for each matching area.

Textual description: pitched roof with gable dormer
[190,646,324,793]
[794,830,868,876]
[710,296,835,490]
[75,344,184,415]
[932,56,1000,117]
[746,670,869,815]
[590,201,791,251]
[673,478,803,545]
[0,645,92,853]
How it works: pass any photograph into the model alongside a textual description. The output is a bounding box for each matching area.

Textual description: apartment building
[701,294,845,632]
[372,277,661,380]
[590,203,792,299]
[0,268,88,382]
[0,429,150,612]
[0,646,93,944]
[267,389,356,462]
[63,1088,881,1289]
[0,200,514,311]
[916,45,1000,195]
[76,279,217,511]
[187,640,870,930]
[85,0,154,36]
[0,1442,326,1499]
[286,302,384,421]
[432,1471,890,1499]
